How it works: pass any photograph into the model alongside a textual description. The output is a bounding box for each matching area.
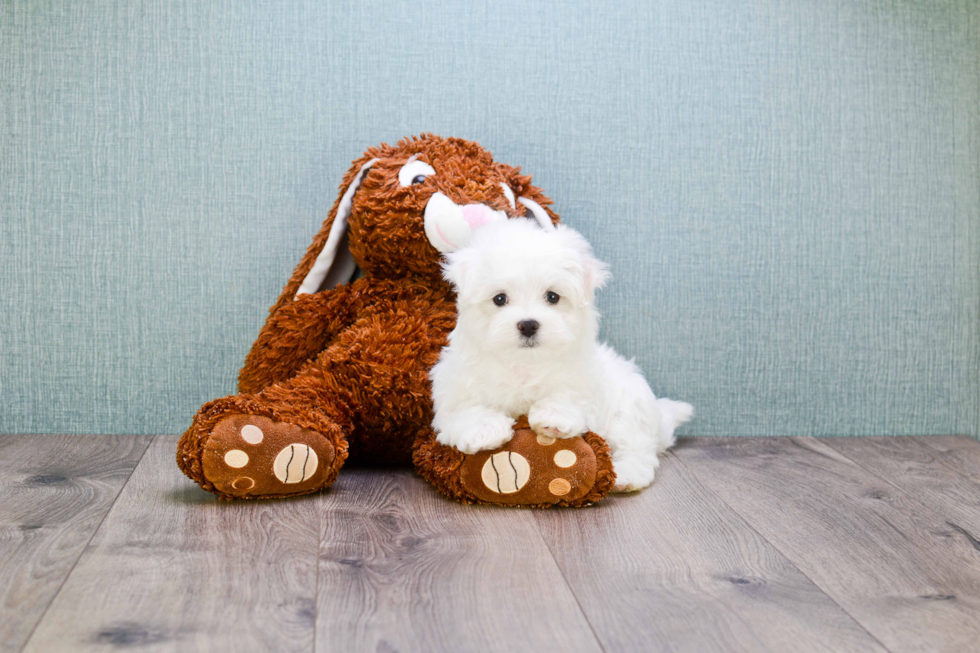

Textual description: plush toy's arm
[238,285,362,394]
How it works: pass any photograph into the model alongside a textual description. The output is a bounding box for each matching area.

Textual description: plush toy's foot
[413,417,616,508]
[178,397,349,500]
[200,414,337,498]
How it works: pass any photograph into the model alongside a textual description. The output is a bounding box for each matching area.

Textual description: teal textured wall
[1,0,978,437]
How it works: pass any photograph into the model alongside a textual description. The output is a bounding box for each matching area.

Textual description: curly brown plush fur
[176,135,614,506]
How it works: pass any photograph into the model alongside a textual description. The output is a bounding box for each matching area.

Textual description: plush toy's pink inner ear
[295,158,378,298]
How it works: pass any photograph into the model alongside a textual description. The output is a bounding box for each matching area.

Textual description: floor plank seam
[817,438,980,554]
[312,492,323,653]
[912,436,980,485]
[17,434,155,653]
[529,514,608,653]
[667,450,894,653]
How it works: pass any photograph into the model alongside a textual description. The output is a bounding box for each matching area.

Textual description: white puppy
[430,218,692,492]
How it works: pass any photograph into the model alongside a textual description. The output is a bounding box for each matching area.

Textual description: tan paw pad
[224,450,249,468]
[549,478,572,496]
[553,450,576,468]
[232,477,255,491]
[273,444,319,484]
[241,424,264,444]
[481,452,531,494]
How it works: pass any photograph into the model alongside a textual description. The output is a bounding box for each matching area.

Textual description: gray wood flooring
[2,434,978,653]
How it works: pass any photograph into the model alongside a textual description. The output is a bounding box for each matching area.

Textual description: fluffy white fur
[430,218,693,492]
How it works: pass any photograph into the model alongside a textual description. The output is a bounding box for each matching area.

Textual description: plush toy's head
[271,135,559,314]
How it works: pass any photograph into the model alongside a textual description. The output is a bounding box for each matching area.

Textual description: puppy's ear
[581,251,611,303]
[441,247,481,299]
[555,225,610,303]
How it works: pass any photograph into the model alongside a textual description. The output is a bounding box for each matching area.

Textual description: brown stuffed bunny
[176,135,615,506]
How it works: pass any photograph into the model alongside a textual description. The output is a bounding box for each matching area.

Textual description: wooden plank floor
[0,435,150,653]
[2,435,978,652]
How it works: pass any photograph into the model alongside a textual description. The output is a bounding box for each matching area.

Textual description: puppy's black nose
[517,320,539,337]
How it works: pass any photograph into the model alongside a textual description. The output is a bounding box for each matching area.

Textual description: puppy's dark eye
[493,293,508,306]
[545,291,560,305]
[411,175,426,185]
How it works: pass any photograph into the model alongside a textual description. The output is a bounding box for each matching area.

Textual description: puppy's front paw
[455,419,515,454]
[438,411,516,455]
[528,401,587,440]
[611,457,657,493]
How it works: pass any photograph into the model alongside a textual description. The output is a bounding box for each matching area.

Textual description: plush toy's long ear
[499,163,560,227]
[294,157,377,297]
[267,151,383,316]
